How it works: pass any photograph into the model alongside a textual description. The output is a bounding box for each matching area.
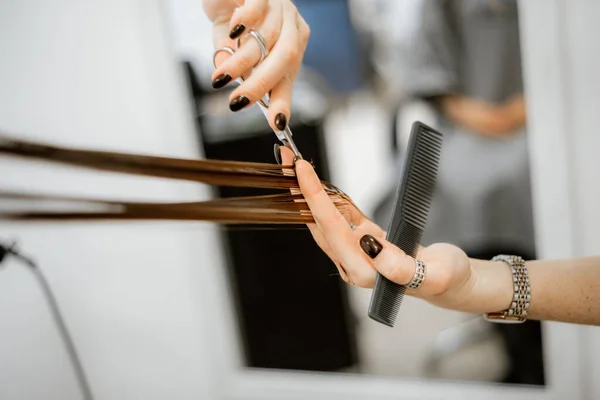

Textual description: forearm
[468,256,600,325]
[438,94,526,136]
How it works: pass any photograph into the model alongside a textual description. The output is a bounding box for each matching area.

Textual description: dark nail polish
[360,234,383,259]
[229,95,250,112]
[229,24,246,39]
[212,74,232,89]
[274,143,281,164]
[275,113,287,131]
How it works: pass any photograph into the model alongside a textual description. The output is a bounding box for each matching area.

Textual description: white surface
[0,1,237,399]
[520,1,600,399]
[164,0,215,83]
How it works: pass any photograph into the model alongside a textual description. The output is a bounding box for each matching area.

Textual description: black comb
[367,121,443,327]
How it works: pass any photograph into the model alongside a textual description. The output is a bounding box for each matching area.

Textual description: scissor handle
[212,30,302,160]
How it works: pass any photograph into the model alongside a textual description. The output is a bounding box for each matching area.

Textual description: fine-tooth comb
[367,121,443,327]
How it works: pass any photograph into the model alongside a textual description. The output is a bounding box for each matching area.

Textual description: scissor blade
[257,102,302,159]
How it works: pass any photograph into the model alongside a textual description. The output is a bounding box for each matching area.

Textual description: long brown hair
[0,134,358,224]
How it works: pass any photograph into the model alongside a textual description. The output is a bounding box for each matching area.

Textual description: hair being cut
[0,134,358,225]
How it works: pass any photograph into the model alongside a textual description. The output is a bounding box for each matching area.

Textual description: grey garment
[402,0,535,255]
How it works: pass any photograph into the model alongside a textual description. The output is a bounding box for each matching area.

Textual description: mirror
[166,0,544,386]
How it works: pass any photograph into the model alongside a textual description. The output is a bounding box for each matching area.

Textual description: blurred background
[174,0,541,385]
[1,0,599,399]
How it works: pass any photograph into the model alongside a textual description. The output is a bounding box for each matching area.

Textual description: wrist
[466,258,515,314]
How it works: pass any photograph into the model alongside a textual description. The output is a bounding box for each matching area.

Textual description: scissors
[213,29,303,161]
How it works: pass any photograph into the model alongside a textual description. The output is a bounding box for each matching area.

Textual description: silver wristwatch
[484,255,531,324]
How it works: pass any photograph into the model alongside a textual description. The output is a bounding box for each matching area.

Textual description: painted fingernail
[229,95,250,112]
[275,113,287,131]
[360,234,383,259]
[229,24,246,39]
[273,143,281,164]
[212,74,232,89]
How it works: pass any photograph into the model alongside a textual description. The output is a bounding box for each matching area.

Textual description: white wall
[0,1,237,399]
[164,0,215,83]
[519,1,600,399]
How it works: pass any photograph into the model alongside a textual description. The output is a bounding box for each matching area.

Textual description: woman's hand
[280,147,515,314]
[202,0,310,132]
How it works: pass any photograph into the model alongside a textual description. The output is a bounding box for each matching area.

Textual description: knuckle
[434,266,452,291]
[386,266,408,286]
[283,47,299,63]
[283,71,296,86]
[301,22,311,42]
[354,270,376,288]
[243,7,260,23]
[265,29,278,48]
[381,253,410,285]
[235,55,256,75]
[252,76,271,96]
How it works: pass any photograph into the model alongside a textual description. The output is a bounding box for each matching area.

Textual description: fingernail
[273,143,281,164]
[229,24,246,39]
[229,95,250,112]
[212,74,232,89]
[275,113,287,131]
[360,234,383,259]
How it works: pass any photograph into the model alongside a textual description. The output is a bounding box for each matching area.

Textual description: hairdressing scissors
[213,30,303,160]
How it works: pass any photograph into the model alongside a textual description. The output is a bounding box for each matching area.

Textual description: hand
[202,0,310,131]
[440,94,527,138]
[503,94,527,129]
[279,147,510,313]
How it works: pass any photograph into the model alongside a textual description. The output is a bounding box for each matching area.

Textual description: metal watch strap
[484,255,530,323]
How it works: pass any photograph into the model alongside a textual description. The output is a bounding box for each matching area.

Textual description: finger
[266,67,297,131]
[296,160,375,286]
[278,141,295,165]
[307,223,350,283]
[280,147,329,252]
[371,242,416,286]
[295,160,351,238]
[211,22,236,72]
[228,2,300,112]
[279,146,346,277]
[212,6,282,94]
[265,11,310,131]
[359,234,430,294]
[228,0,269,39]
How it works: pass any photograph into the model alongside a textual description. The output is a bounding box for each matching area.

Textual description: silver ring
[212,46,235,69]
[236,29,268,65]
[212,30,268,70]
[212,29,270,109]
[407,259,426,289]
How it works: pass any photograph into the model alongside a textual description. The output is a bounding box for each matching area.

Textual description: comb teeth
[369,276,406,327]
[390,220,422,258]
[402,128,442,230]
[368,122,443,327]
